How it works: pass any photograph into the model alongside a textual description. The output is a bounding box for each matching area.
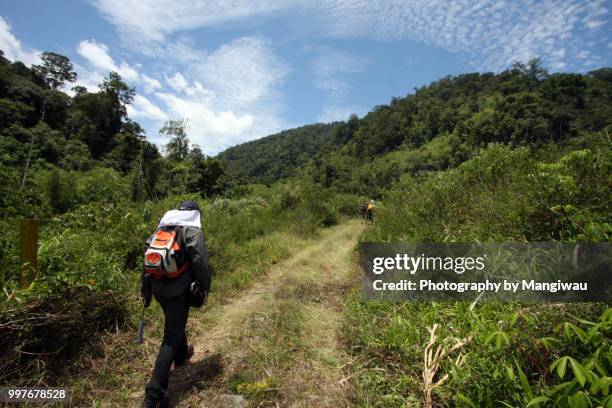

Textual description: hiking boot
[174,345,194,367]
[142,395,159,408]
[142,395,169,408]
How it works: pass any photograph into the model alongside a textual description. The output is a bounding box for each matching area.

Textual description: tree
[188,146,227,197]
[527,59,548,81]
[70,91,123,158]
[46,168,75,213]
[187,144,205,163]
[161,119,190,161]
[132,140,160,200]
[122,119,146,140]
[99,71,135,117]
[32,52,77,89]
[588,68,612,82]
[41,89,70,129]
[334,113,360,145]
[105,132,141,173]
[71,85,87,96]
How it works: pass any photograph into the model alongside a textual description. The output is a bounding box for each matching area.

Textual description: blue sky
[0,0,610,154]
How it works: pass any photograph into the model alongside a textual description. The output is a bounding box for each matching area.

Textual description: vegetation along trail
[138,220,363,407]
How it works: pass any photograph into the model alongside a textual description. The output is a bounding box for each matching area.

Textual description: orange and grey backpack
[143,226,190,279]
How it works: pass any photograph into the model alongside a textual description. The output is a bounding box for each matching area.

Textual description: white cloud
[141,74,162,92]
[165,72,209,97]
[127,94,168,121]
[308,0,610,71]
[151,37,289,153]
[155,92,252,138]
[195,37,289,109]
[312,47,367,78]
[311,47,367,96]
[77,39,140,81]
[165,72,188,92]
[91,0,610,71]
[313,77,349,95]
[117,62,139,81]
[585,20,605,29]
[0,16,41,65]
[77,39,115,71]
[76,39,172,96]
[90,0,298,51]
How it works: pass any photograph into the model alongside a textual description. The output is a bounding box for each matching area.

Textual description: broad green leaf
[552,356,569,379]
[484,331,510,349]
[590,376,603,394]
[568,313,596,326]
[515,360,534,400]
[600,394,612,408]
[569,358,588,387]
[567,391,589,408]
[526,396,551,407]
[506,365,516,381]
[540,337,560,350]
[557,322,588,342]
[456,393,476,408]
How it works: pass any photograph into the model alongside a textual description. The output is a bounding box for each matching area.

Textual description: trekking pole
[135,301,145,344]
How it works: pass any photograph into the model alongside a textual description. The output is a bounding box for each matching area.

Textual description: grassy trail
[139,220,363,407]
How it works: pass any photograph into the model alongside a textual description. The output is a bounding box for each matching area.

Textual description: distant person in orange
[366,200,375,223]
[360,200,375,224]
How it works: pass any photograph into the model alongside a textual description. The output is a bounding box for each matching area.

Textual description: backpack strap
[176,225,187,257]
[176,225,192,266]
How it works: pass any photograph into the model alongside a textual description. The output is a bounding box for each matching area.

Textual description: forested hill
[0,50,227,219]
[217,61,612,193]
[0,51,154,172]
[217,122,341,184]
[0,50,159,215]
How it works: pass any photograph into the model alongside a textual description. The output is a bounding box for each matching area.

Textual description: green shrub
[45,168,76,213]
[331,193,362,216]
[364,143,611,243]
[73,167,129,205]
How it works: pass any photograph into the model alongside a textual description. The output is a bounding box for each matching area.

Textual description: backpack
[143,226,190,279]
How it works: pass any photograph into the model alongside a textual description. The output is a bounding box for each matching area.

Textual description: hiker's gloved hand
[142,290,152,308]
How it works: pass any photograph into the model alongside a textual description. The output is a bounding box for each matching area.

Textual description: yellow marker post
[19,219,37,287]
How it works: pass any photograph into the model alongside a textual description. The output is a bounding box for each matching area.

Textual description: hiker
[140,200,212,408]
[366,200,375,223]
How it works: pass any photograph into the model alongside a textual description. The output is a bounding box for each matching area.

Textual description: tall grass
[346,142,611,407]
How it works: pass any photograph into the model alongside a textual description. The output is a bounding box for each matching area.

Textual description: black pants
[145,290,190,400]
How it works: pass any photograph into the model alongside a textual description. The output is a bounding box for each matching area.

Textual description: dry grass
[422,324,473,408]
